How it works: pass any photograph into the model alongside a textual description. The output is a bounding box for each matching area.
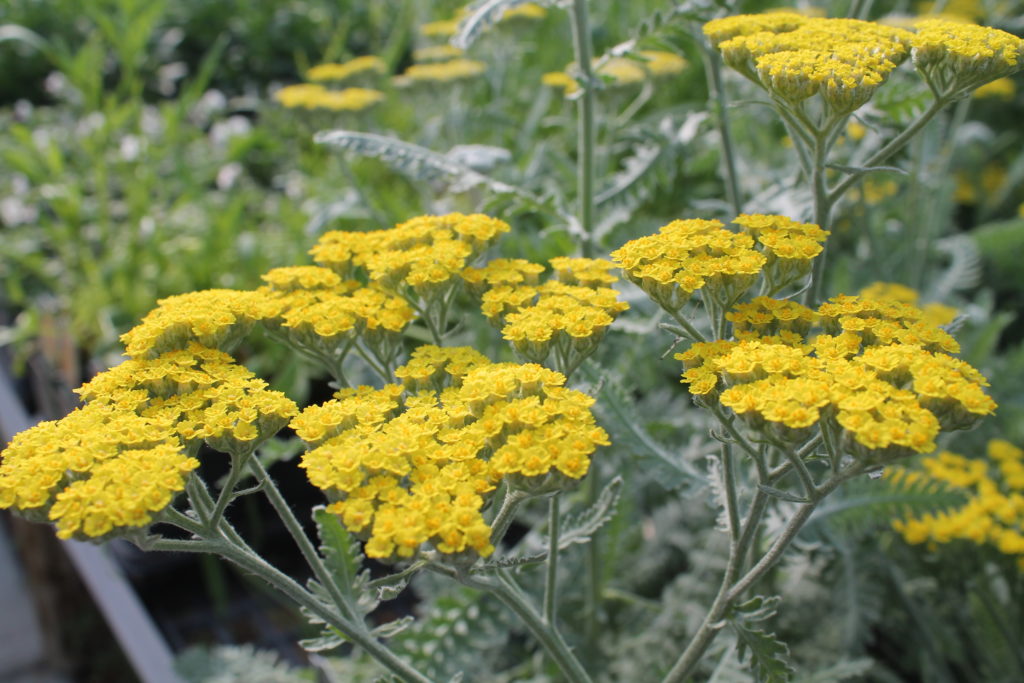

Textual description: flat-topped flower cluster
[611,213,995,464]
[703,12,1024,113]
[890,440,1024,568]
[295,345,608,559]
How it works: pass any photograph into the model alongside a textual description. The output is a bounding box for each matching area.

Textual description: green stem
[804,131,833,307]
[209,451,251,527]
[463,571,593,683]
[544,495,561,625]
[720,443,741,542]
[249,457,355,622]
[662,463,863,682]
[828,95,950,204]
[217,540,431,683]
[668,309,708,343]
[701,40,742,215]
[489,488,530,545]
[569,0,597,257]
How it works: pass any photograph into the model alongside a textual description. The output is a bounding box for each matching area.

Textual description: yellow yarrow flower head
[397,59,486,85]
[393,345,492,392]
[412,44,465,63]
[676,294,994,460]
[462,258,545,296]
[259,266,413,359]
[295,361,608,560]
[312,213,509,301]
[120,289,274,359]
[501,3,547,22]
[638,50,688,78]
[0,342,298,540]
[727,296,818,340]
[306,56,387,83]
[858,281,958,327]
[707,15,912,114]
[274,83,385,112]
[611,218,767,313]
[818,294,959,353]
[732,213,829,287]
[470,257,628,365]
[911,18,1024,95]
[890,439,1024,568]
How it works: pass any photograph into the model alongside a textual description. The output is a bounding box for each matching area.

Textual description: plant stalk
[569,0,597,257]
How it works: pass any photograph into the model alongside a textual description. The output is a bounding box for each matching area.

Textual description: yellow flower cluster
[726,296,817,343]
[705,13,912,113]
[911,18,1024,93]
[412,44,466,63]
[0,343,298,539]
[610,217,768,312]
[273,84,386,111]
[120,289,272,359]
[732,213,829,285]
[462,258,545,295]
[891,440,1024,568]
[311,213,510,300]
[676,295,995,460]
[396,59,487,85]
[473,258,628,363]
[818,294,959,353]
[306,56,386,83]
[258,266,413,355]
[295,350,608,559]
[858,281,958,328]
[543,51,688,96]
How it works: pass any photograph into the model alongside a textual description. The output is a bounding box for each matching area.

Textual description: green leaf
[372,616,415,639]
[298,631,346,652]
[732,595,782,623]
[452,0,557,50]
[807,473,967,537]
[793,658,873,682]
[554,476,623,549]
[471,552,548,573]
[732,622,795,683]
[312,506,378,617]
[314,130,565,219]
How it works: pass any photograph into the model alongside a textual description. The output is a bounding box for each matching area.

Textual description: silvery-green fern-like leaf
[452,0,561,50]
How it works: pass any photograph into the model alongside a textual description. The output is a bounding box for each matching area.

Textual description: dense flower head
[500,281,629,361]
[732,213,829,285]
[471,257,628,363]
[306,56,387,83]
[676,295,994,460]
[890,440,1024,568]
[544,51,688,96]
[611,218,767,312]
[393,345,493,392]
[549,257,619,287]
[120,289,274,359]
[858,281,958,327]
[274,84,385,111]
[78,343,299,453]
[311,214,510,296]
[397,59,487,85]
[462,258,545,295]
[911,18,1024,92]
[706,14,913,113]
[818,294,959,353]
[412,44,466,63]
[727,296,818,340]
[295,360,608,560]
[501,3,547,21]
[1,343,297,539]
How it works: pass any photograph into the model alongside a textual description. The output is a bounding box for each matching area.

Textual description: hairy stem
[569,0,597,256]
